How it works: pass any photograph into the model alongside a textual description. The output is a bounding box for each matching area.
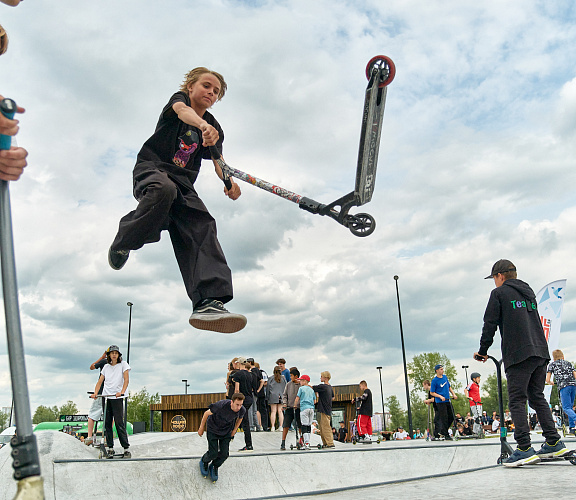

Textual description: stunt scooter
[211,55,395,237]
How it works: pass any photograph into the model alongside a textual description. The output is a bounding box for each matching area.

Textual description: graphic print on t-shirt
[173,129,199,168]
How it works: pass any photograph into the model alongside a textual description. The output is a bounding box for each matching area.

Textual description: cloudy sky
[1,0,575,416]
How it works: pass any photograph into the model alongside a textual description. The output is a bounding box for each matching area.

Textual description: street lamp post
[376,366,386,432]
[182,379,190,395]
[394,275,413,438]
[125,302,133,423]
[462,365,469,387]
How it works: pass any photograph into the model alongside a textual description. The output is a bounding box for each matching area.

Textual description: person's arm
[197,409,212,437]
[477,292,500,357]
[211,156,241,200]
[91,374,105,398]
[449,387,457,399]
[294,395,300,408]
[430,391,446,402]
[0,95,24,135]
[118,368,129,398]
[90,352,107,370]
[231,416,243,437]
[172,101,219,146]
[545,372,553,385]
[0,1,23,6]
[464,387,470,399]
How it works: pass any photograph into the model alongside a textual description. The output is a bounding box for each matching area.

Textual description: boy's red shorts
[357,414,372,436]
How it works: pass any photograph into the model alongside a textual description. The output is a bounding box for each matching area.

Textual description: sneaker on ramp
[189,300,247,334]
[536,440,570,458]
[503,447,541,467]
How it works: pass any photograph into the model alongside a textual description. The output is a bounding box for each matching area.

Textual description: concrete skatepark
[0,430,574,499]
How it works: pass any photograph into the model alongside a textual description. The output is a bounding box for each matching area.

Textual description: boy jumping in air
[108,67,246,334]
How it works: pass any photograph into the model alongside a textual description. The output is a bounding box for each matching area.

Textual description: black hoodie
[479,279,550,370]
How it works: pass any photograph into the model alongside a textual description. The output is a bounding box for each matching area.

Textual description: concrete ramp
[1,431,505,500]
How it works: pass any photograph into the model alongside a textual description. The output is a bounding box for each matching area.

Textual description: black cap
[485,259,516,279]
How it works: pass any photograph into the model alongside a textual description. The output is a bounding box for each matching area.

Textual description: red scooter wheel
[366,55,396,88]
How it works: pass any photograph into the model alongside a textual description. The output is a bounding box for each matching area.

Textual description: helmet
[470,372,481,380]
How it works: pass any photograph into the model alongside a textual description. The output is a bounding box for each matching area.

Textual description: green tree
[0,410,8,431]
[481,372,508,416]
[127,387,161,431]
[32,405,59,424]
[385,394,407,430]
[58,401,78,417]
[407,352,462,393]
[409,388,430,434]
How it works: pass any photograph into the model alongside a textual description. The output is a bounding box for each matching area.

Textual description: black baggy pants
[239,398,253,448]
[202,431,231,468]
[111,165,233,307]
[105,398,129,449]
[434,402,453,438]
[506,356,561,448]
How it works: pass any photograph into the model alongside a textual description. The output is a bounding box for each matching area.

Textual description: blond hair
[552,349,564,361]
[180,67,227,101]
[0,24,8,56]
[321,371,331,380]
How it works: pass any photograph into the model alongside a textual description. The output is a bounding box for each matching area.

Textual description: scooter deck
[539,449,576,465]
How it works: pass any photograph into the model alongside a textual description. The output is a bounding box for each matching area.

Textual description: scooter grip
[209,145,233,190]
[0,98,17,150]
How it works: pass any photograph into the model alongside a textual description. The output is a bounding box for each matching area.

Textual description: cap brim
[484,274,493,279]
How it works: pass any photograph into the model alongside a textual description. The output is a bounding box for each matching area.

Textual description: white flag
[536,279,567,404]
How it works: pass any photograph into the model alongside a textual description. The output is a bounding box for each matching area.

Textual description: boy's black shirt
[232,369,254,400]
[207,399,246,437]
[312,383,334,415]
[136,91,224,189]
[479,279,550,370]
[357,389,373,416]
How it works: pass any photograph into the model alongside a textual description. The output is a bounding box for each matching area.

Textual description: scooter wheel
[348,213,376,237]
[317,444,322,449]
[496,456,502,465]
[366,55,396,88]
[290,445,294,450]
[569,457,576,466]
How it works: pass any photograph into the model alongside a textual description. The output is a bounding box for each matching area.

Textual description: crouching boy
[198,392,246,482]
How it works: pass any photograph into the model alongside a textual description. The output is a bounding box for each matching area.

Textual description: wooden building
[150,384,364,439]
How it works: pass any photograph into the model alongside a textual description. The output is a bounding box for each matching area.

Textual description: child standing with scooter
[91,345,131,458]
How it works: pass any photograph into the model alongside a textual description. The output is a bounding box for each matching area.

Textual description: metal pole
[182,380,189,395]
[393,275,413,438]
[376,367,386,432]
[462,365,469,387]
[1,179,44,495]
[125,302,133,424]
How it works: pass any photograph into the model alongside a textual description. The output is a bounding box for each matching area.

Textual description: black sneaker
[122,449,131,459]
[106,448,115,459]
[280,444,286,450]
[189,300,247,334]
[239,445,253,452]
[108,247,130,270]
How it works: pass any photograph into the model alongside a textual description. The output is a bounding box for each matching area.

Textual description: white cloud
[0,0,575,415]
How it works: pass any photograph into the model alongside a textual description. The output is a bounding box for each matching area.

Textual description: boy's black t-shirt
[312,384,334,415]
[94,358,108,395]
[358,389,373,416]
[337,427,347,442]
[207,399,246,437]
[232,370,254,400]
[136,91,224,188]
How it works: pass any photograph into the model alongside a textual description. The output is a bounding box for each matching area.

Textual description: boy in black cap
[474,259,568,467]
